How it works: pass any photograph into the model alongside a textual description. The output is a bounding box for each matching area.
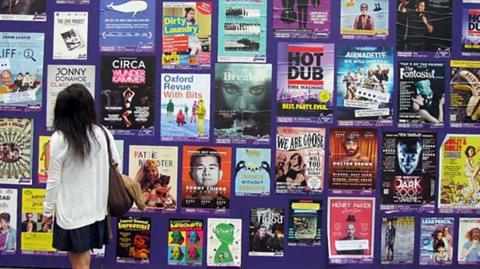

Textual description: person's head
[343,134,360,156]
[388,220,393,226]
[277,154,287,168]
[188,231,200,243]
[346,223,356,238]
[417,0,426,12]
[288,153,302,168]
[360,3,368,14]
[465,146,476,158]
[185,7,195,23]
[25,212,33,221]
[443,226,450,235]
[0,213,11,230]
[189,147,223,187]
[0,70,12,86]
[53,84,98,160]
[397,138,422,175]
[133,234,148,248]
[171,246,184,260]
[171,231,184,244]
[259,226,267,238]
[435,230,443,240]
[188,246,200,260]
[467,227,480,241]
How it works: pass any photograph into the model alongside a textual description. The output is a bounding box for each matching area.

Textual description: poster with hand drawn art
[234,147,271,197]
[168,219,203,266]
[207,218,242,267]
[53,12,88,60]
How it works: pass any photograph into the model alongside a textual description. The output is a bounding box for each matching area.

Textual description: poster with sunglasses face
[340,0,389,40]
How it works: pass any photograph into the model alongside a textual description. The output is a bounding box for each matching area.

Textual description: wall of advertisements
[0,0,479,268]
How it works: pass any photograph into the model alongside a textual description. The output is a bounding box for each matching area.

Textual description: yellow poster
[37,136,51,184]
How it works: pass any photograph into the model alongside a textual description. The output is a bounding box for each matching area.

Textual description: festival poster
[381,132,436,212]
[234,147,271,197]
[0,0,46,21]
[380,216,415,264]
[327,197,375,264]
[0,32,44,112]
[181,146,231,214]
[458,218,480,264]
[287,199,321,247]
[450,60,480,128]
[53,12,88,60]
[160,73,210,142]
[340,0,388,40]
[214,63,271,145]
[335,46,394,126]
[57,0,89,4]
[396,0,452,58]
[162,2,212,69]
[329,128,377,193]
[398,61,445,128]
[249,208,284,257]
[100,56,155,135]
[217,0,267,63]
[277,42,334,124]
[0,188,17,254]
[207,218,242,267]
[168,219,203,266]
[99,0,155,52]
[116,217,151,264]
[0,118,33,185]
[439,134,480,214]
[20,188,60,255]
[276,126,325,194]
[272,0,330,39]
[462,9,480,57]
[128,145,178,213]
[46,65,95,130]
[419,217,454,265]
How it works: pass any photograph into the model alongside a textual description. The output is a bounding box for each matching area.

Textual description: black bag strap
[99,125,115,166]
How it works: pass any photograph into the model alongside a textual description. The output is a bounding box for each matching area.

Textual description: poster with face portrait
[396,0,452,58]
[53,12,88,60]
[272,0,330,39]
[450,60,480,128]
[234,147,271,196]
[380,216,415,264]
[100,56,155,135]
[381,132,436,212]
[287,199,322,247]
[0,0,46,21]
[458,218,480,264]
[128,145,178,213]
[420,217,454,265]
[0,188,17,254]
[0,118,33,185]
[214,63,272,145]
[327,197,375,264]
[329,128,377,193]
[168,219,203,266]
[275,126,325,194]
[249,208,284,257]
[462,9,480,57]
[340,0,389,40]
[181,146,232,214]
[116,217,151,264]
[207,218,242,267]
[439,134,480,214]
[0,32,44,112]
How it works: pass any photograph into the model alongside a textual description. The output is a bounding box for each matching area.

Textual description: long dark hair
[53,83,98,160]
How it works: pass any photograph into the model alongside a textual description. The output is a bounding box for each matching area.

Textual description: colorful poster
[380,216,415,264]
[217,0,267,63]
[450,60,480,128]
[128,145,178,212]
[0,32,44,112]
[168,219,203,266]
[53,12,88,60]
[46,65,95,130]
[234,147,271,196]
[100,56,155,135]
[57,0,89,4]
[462,9,480,57]
[20,188,59,255]
[207,218,242,267]
[458,218,480,264]
[277,42,334,124]
[276,126,325,194]
[273,0,330,39]
[0,188,17,254]
[340,0,389,40]
[162,2,212,69]
[381,132,436,212]
[214,63,271,144]
[439,134,480,214]
[327,197,375,264]
[182,146,231,214]
[0,0,46,21]
[287,199,321,247]
[329,128,377,192]
[0,118,33,185]
[398,61,445,128]
[116,217,151,264]
[336,46,394,126]
[249,208,284,257]
[419,217,454,265]
[37,135,50,184]
[464,0,480,2]
[396,0,452,58]
[99,0,155,52]
[160,73,210,142]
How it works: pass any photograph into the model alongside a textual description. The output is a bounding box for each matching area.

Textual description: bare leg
[69,251,91,269]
